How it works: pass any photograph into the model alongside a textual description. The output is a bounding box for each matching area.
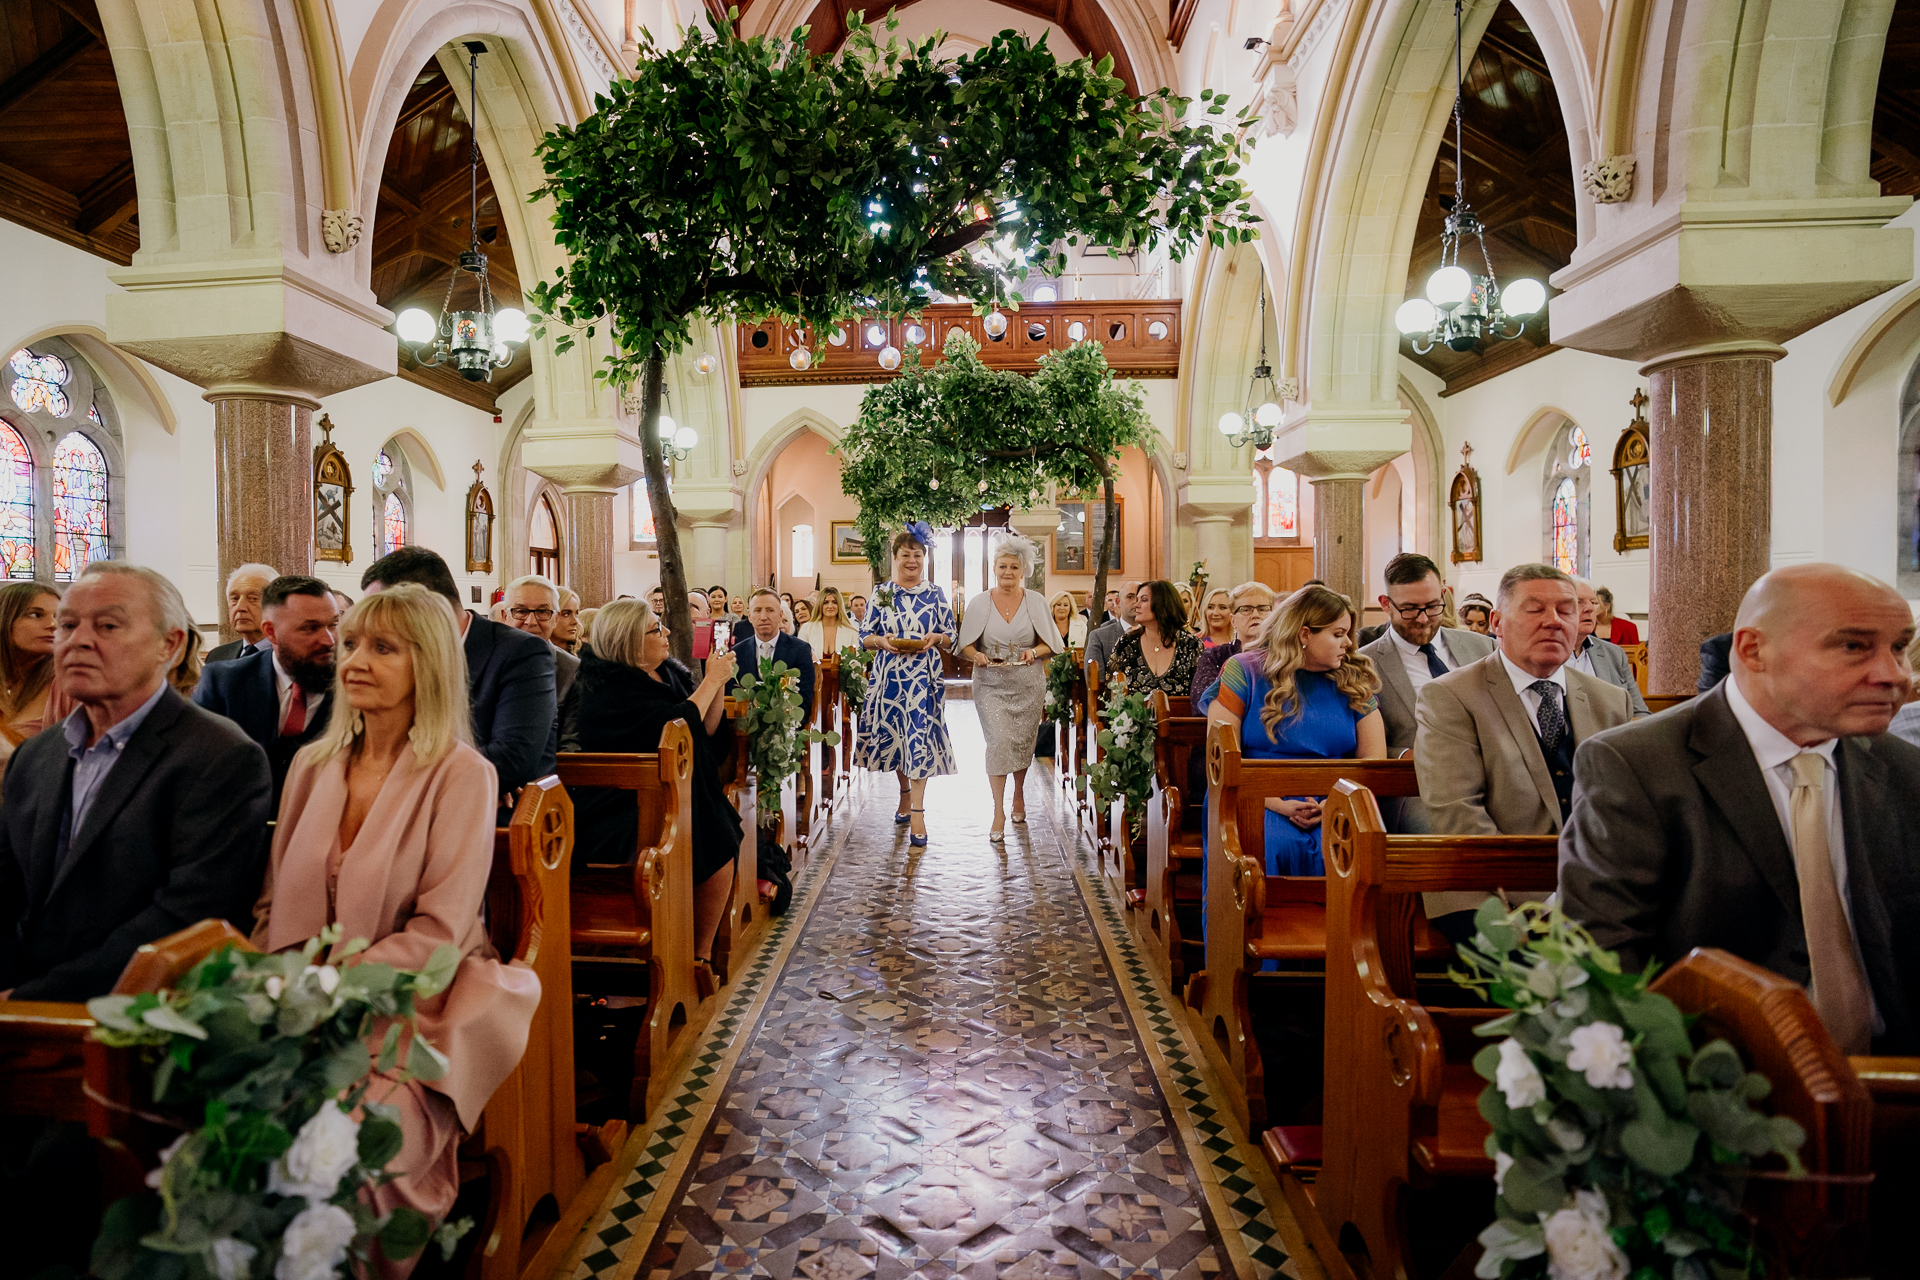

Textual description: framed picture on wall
[1449,445,1482,565]
[465,461,495,573]
[312,414,353,564]
[829,521,866,564]
[1611,389,1651,553]
[1053,498,1123,573]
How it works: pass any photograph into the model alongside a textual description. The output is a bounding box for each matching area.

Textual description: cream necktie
[1789,752,1873,1054]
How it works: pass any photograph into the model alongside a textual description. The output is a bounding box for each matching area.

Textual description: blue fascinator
[906,520,935,549]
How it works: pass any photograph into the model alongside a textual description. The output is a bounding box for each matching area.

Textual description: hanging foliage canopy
[837,334,1150,610]
[525,13,1254,659]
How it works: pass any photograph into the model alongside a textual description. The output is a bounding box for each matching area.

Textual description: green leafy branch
[736,654,839,824]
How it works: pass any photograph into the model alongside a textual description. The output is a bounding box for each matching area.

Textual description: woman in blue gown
[856,524,956,846]
[1206,584,1386,875]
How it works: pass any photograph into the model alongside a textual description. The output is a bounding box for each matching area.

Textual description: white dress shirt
[1566,637,1597,678]
[1498,650,1566,723]
[1389,626,1457,693]
[273,654,327,734]
[1724,674,1880,1030]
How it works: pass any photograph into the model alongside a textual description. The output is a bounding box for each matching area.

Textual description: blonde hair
[817,586,846,620]
[1251,584,1381,737]
[590,598,654,668]
[307,584,472,768]
[1048,589,1076,621]
[577,607,600,644]
[1229,581,1276,607]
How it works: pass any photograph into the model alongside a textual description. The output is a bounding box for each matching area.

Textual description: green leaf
[413,946,461,999]
[379,1206,434,1260]
[358,1115,405,1170]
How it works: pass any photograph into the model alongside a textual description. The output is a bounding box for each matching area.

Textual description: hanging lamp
[1217,283,1285,449]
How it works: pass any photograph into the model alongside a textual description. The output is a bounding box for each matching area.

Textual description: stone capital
[1548,196,1914,362]
[1008,502,1060,543]
[523,418,645,491]
[1267,404,1409,480]
[1179,476,1256,522]
[671,485,745,527]
[106,258,395,399]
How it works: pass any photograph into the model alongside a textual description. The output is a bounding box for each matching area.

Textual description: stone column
[688,519,733,592]
[1640,346,1781,693]
[1311,477,1367,606]
[564,487,616,608]
[1188,515,1236,590]
[211,393,317,635]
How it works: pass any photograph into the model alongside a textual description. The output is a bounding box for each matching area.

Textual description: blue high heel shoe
[908,808,928,848]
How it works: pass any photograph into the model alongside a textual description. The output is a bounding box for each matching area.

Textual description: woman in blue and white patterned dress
[857,524,956,847]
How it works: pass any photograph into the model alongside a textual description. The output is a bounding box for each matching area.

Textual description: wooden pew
[1052,647,1087,793]
[1645,692,1695,713]
[560,724,703,1121]
[1097,688,1191,915]
[1849,1056,1920,1275]
[1080,659,1106,829]
[1142,691,1208,988]
[712,700,770,985]
[1188,724,1441,1135]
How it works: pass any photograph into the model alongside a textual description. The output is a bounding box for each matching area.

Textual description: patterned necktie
[1789,752,1873,1054]
[1529,680,1568,752]
[281,683,307,738]
[1417,642,1448,680]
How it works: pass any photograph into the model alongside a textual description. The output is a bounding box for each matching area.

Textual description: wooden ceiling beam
[0,27,100,119]
[77,159,138,235]
[46,0,106,43]
[395,79,458,131]
[1474,29,1552,83]
[372,168,494,246]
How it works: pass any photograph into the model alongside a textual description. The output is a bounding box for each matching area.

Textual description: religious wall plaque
[466,460,495,573]
[1449,443,1482,564]
[313,414,353,564]
[1612,389,1650,552]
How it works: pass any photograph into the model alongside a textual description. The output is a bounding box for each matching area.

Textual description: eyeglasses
[1390,601,1446,620]
[1231,604,1271,617]
[509,607,555,621]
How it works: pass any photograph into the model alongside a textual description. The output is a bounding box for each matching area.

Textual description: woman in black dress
[573,598,743,979]
[1110,579,1202,697]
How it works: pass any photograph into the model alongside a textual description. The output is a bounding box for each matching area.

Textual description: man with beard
[193,575,339,803]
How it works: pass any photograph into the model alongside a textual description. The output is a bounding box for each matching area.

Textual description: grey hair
[990,533,1039,581]
[592,598,653,668]
[505,574,562,605]
[1495,563,1576,610]
[225,562,279,591]
[1229,580,1277,606]
[77,562,192,645]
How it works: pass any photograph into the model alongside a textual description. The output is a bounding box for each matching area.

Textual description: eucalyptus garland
[1085,682,1157,832]
[837,644,872,710]
[1043,651,1079,726]
[736,654,840,824]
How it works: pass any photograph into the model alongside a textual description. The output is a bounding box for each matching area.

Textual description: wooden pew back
[713,700,766,983]
[1142,692,1209,986]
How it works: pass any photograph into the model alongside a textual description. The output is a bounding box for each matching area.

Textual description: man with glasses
[504,574,580,750]
[1193,582,1277,711]
[1568,578,1651,718]
[1360,552,1495,775]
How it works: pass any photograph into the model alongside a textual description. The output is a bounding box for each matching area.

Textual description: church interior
[1,1,1918,1279]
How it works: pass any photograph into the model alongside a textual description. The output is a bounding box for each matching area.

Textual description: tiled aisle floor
[566,706,1309,1280]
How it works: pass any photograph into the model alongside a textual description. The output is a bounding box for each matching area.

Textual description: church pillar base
[1310,477,1366,607]
[565,487,616,608]
[211,392,316,641]
[1641,346,1781,694]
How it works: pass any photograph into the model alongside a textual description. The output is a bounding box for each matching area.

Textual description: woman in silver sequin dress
[957,535,1065,842]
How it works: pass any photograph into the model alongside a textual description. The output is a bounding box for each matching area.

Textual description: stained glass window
[632,479,656,542]
[1266,465,1298,538]
[10,349,69,418]
[372,450,395,487]
[1552,477,1578,574]
[87,402,102,428]
[52,432,108,580]
[530,494,560,580]
[381,492,407,555]
[1251,473,1264,531]
[1569,424,1590,469]
[0,423,31,577]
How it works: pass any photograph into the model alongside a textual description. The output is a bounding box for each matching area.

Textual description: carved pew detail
[1143,691,1208,987]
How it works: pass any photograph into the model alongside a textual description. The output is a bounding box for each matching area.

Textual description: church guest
[1193,582,1277,709]
[730,593,751,623]
[1200,588,1235,648]
[1084,580,1139,685]
[1459,594,1493,635]
[361,548,555,814]
[857,527,956,847]
[1050,590,1089,651]
[1206,585,1385,875]
[503,574,579,752]
[1413,563,1633,941]
[571,600,742,990]
[1111,581,1202,698]
[553,589,582,653]
[330,589,354,615]
[205,562,279,663]
[1892,631,1920,748]
[1594,585,1639,646]
[957,536,1063,842]
[793,597,814,628]
[252,585,539,1259]
[1175,583,1200,635]
[1563,565,1920,1053]
[647,587,665,617]
[577,607,600,651]
[168,629,205,699]
[193,575,339,803]
[1699,631,1734,692]
[0,582,71,772]
[1570,578,1651,717]
[848,594,867,624]
[0,563,271,1000]
[797,587,850,666]
[733,589,815,717]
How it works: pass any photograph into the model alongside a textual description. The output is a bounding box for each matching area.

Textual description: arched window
[371,444,412,558]
[632,479,657,543]
[51,432,109,580]
[1541,419,1590,577]
[0,422,32,577]
[530,493,561,580]
[1251,445,1299,541]
[9,349,70,418]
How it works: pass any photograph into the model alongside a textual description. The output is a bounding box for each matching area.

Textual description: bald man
[1559,564,1920,1053]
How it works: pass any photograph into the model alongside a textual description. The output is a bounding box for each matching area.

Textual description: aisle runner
[565,729,1298,1280]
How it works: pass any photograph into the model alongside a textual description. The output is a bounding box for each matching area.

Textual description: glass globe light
[1426,265,1472,309]
[789,347,812,371]
[673,425,698,451]
[395,308,436,345]
[877,345,902,371]
[493,308,529,345]
[1217,411,1245,438]
[657,414,677,440]
[1395,298,1438,335]
[694,352,719,375]
[982,311,1009,338]
[1254,401,1283,428]
[1501,278,1546,317]
[491,341,510,364]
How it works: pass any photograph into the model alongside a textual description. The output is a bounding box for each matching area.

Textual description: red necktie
[281,684,307,738]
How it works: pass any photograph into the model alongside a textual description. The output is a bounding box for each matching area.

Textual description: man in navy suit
[732,588,814,715]
[361,546,556,810]
[192,574,338,803]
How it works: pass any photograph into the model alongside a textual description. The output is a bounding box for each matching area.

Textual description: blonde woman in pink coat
[254,584,539,1273]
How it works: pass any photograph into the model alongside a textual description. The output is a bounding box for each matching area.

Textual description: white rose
[264,975,283,1000]
[1495,1038,1546,1109]
[1494,1150,1514,1195]
[267,1101,362,1201]
[146,1131,190,1188]
[1541,1190,1629,1280]
[211,1237,258,1280]
[303,964,340,995]
[1565,1022,1634,1091]
[275,1203,356,1280]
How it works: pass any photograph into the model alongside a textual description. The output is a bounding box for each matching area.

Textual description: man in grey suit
[0,564,272,1000]
[1084,579,1139,684]
[1414,563,1634,939]
[503,573,580,751]
[1570,579,1650,717]
[203,562,279,663]
[1560,564,1920,1053]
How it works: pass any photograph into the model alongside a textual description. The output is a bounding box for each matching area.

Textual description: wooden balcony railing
[735,300,1181,386]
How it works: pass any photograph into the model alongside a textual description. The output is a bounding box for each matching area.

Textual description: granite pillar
[1311,477,1366,607]
[1641,347,1781,694]
[565,487,616,608]
[212,394,315,640]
